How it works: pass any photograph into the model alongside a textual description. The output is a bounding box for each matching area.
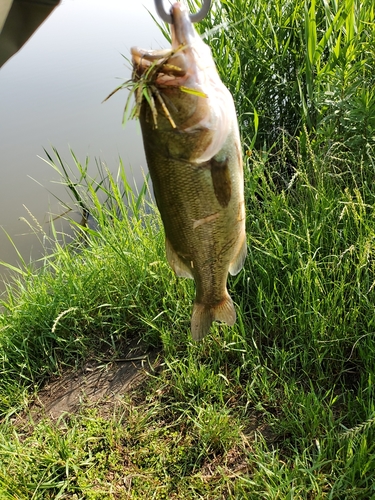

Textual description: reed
[191,0,375,156]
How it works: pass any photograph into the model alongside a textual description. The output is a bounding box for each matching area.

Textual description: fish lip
[170,2,196,49]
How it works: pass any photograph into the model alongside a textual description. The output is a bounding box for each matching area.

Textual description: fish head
[131,2,238,163]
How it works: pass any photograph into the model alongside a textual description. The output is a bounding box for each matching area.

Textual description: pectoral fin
[165,238,193,278]
[229,235,247,276]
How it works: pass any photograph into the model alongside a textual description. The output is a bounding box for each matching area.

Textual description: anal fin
[165,238,193,278]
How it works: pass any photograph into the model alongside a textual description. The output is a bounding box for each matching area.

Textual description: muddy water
[0,0,166,293]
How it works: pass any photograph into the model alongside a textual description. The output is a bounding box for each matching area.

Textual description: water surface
[0,0,166,291]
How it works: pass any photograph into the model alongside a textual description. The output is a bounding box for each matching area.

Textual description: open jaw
[131,2,199,86]
[131,46,188,85]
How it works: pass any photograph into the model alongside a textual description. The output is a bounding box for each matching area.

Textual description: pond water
[0,0,167,292]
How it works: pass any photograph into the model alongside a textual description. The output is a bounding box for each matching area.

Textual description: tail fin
[191,292,236,341]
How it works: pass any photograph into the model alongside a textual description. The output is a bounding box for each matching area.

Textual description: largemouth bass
[131,2,246,340]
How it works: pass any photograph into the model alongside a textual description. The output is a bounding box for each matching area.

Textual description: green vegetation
[1,0,375,497]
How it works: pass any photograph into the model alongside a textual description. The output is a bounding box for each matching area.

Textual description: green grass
[1,0,375,497]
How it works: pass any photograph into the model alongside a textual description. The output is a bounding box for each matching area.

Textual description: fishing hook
[154,0,211,24]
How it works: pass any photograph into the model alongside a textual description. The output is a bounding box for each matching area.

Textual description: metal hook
[154,0,211,24]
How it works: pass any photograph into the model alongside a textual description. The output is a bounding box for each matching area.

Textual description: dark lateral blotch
[210,157,232,208]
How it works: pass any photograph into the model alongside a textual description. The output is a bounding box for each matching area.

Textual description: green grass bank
[1,0,375,497]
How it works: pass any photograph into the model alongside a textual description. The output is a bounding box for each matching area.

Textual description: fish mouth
[131,3,197,85]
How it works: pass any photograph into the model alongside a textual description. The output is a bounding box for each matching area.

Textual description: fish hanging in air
[131,2,247,340]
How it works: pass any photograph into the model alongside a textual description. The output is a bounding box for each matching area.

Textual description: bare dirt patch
[28,339,161,422]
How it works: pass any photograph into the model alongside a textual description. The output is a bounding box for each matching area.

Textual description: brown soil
[28,339,161,422]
